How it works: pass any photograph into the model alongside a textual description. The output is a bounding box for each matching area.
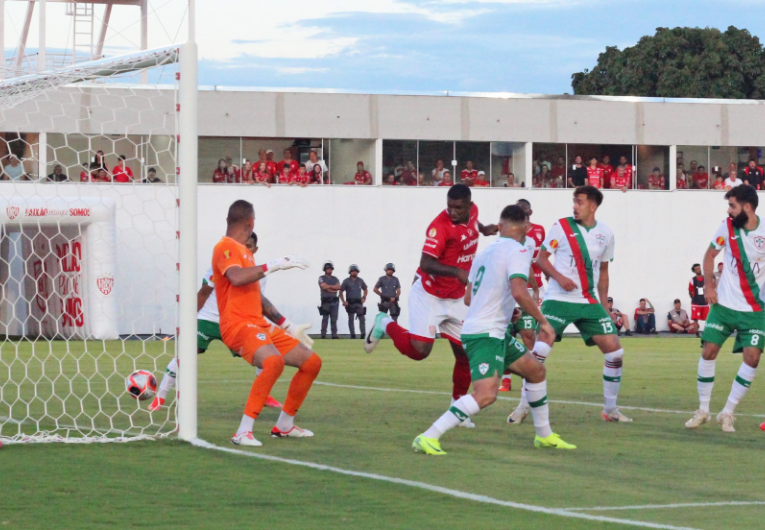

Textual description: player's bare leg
[592,334,631,422]
[503,327,536,391]
[271,343,322,438]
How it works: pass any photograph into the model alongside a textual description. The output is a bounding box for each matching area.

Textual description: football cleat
[534,433,577,450]
[685,409,711,429]
[499,378,512,392]
[231,431,262,447]
[270,425,314,438]
[148,396,165,412]
[412,435,446,455]
[717,411,736,433]
[602,408,633,422]
[507,403,530,425]
[364,312,388,354]
[265,395,282,408]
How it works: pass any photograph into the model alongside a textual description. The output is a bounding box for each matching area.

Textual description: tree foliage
[572,26,765,99]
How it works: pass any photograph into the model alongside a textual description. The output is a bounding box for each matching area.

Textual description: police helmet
[323,260,334,271]
[348,264,360,273]
[384,262,396,272]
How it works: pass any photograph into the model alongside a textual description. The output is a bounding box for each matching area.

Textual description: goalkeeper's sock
[386,321,428,361]
[282,353,322,417]
[722,363,757,414]
[423,395,480,440]
[275,411,295,432]
[242,355,285,424]
[237,414,255,436]
[526,380,553,438]
[156,357,178,400]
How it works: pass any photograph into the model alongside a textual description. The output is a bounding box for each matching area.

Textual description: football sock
[275,410,295,432]
[381,316,394,330]
[526,380,552,438]
[722,363,757,414]
[451,348,472,400]
[424,395,480,439]
[501,371,512,386]
[237,414,255,436]
[386,321,428,360]
[282,353,322,417]
[697,358,716,412]
[521,342,552,406]
[156,357,177,400]
[242,355,285,426]
[603,349,624,411]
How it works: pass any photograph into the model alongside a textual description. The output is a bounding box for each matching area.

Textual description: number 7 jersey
[710,217,765,312]
[541,217,615,305]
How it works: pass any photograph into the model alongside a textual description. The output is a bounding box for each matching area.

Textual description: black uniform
[375,274,402,321]
[341,276,367,338]
[318,274,340,338]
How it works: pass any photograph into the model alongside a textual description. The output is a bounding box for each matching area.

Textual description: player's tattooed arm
[420,254,469,284]
[478,221,498,236]
[703,245,721,305]
[260,295,284,324]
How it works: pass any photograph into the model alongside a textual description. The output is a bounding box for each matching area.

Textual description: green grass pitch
[2,336,765,530]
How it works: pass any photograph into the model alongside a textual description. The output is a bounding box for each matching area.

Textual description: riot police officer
[374,262,402,322]
[340,264,368,339]
[318,261,341,339]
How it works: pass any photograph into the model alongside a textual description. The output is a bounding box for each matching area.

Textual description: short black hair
[725,184,759,210]
[249,232,258,246]
[119,154,126,161]
[516,198,531,209]
[500,204,527,223]
[674,298,681,304]
[148,167,156,174]
[692,263,700,271]
[574,185,603,206]
[227,200,254,225]
[447,183,471,201]
[640,298,646,302]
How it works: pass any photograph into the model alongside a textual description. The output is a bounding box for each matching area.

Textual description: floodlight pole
[177,0,198,443]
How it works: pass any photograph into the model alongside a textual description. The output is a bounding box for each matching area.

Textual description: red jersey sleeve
[422,219,447,259]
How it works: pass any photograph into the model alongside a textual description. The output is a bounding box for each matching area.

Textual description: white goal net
[0,46,184,444]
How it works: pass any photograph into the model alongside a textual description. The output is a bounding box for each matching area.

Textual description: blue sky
[4,0,765,95]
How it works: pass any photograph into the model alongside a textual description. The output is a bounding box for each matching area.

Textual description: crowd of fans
[211,148,335,186]
[0,150,163,183]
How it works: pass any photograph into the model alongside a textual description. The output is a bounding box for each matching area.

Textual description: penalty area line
[191,437,700,530]
[566,500,765,512]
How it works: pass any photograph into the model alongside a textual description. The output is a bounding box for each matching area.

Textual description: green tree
[572,26,765,99]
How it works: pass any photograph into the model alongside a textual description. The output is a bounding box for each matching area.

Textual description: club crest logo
[716,236,725,247]
[755,236,765,250]
[428,228,437,238]
[550,239,559,249]
[468,229,474,237]
[6,206,19,220]
[596,234,606,246]
[224,250,231,259]
[257,333,266,341]
[96,275,114,295]
[479,363,489,375]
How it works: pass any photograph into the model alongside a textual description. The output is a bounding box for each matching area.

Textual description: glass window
[636,145,669,190]
[566,144,632,190]
[532,143,566,189]
[677,146,710,189]
[328,139,376,185]
[418,141,454,187]
[491,142,526,188]
[240,138,327,185]
[199,137,241,183]
[711,146,765,189]
[382,140,418,186]
[455,142,490,187]
[1,132,38,181]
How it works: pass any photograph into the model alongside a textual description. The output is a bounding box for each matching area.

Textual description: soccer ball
[126,369,158,401]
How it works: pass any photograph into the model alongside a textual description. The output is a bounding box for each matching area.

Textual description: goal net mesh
[0,46,181,444]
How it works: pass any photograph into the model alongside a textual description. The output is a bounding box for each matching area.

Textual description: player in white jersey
[508,185,632,425]
[685,185,765,432]
[149,233,312,412]
[412,205,575,455]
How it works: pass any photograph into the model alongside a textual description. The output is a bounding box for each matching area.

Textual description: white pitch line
[567,501,765,512]
[191,437,700,530]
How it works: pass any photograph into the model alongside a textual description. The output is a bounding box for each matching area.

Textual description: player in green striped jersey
[686,185,765,432]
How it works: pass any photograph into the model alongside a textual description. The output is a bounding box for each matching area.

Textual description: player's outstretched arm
[197,282,213,312]
[597,262,609,310]
[510,277,554,342]
[478,221,498,236]
[420,254,469,284]
[702,245,721,305]
[226,255,310,287]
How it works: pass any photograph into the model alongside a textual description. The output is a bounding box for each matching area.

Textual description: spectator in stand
[93,150,108,173]
[586,156,604,188]
[290,164,309,187]
[611,156,633,191]
[384,173,400,186]
[354,161,373,185]
[309,163,323,185]
[714,262,723,285]
[688,263,708,337]
[648,167,665,190]
[743,159,764,189]
[438,171,454,187]
[504,172,516,188]
[535,152,551,173]
[473,170,490,187]
[47,164,67,182]
[689,159,698,174]
[599,155,614,188]
[239,160,253,184]
[277,148,299,175]
[1,155,27,181]
[536,165,551,188]
[142,167,162,183]
[212,158,230,183]
[712,173,725,190]
[400,161,417,186]
[461,160,477,186]
[417,172,427,186]
[568,155,586,188]
[253,162,272,187]
[692,165,709,189]
[634,298,657,334]
[278,165,294,185]
[607,297,632,336]
[668,299,696,334]
[550,156,566,183]
[94,167,110,183]
[307,149,328,176]
[112,155,134,183]
[431,159,446,186]
[264,149,277,177]
[676,164,688,189]
[374,263,401,322]
[79,163,91,182]
[724,162,743,190]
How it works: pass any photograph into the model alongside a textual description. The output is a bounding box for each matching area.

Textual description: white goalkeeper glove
[281,320,314,348]
[263,255,310,276]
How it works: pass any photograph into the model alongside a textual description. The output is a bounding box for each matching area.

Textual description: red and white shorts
[407,277,467,344]
[691,304,710,321]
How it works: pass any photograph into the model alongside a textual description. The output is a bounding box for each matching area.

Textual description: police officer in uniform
[340,264,368,339]
[374,262,402,322]
[318,261,341,339]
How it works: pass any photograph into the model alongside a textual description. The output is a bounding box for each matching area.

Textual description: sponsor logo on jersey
[457,253,475,264]
[543,313,567,324]
[706,322,724,331]
[96,275,114,296]
[468,229,474,237]
[478,363,489,375]
[596,234,606,246]
[755,236,765,250]
[550,239,559,249]
[463,239,478,251]
[257,333,267,341]
[6,206,19,220]
[428,228,437,238]
[716,236,726,246]
[495,356,504,362]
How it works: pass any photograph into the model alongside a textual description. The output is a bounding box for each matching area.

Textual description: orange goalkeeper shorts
[224,322,301,365]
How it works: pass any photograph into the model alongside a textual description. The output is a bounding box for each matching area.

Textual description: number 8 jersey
[541,217,615,305]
